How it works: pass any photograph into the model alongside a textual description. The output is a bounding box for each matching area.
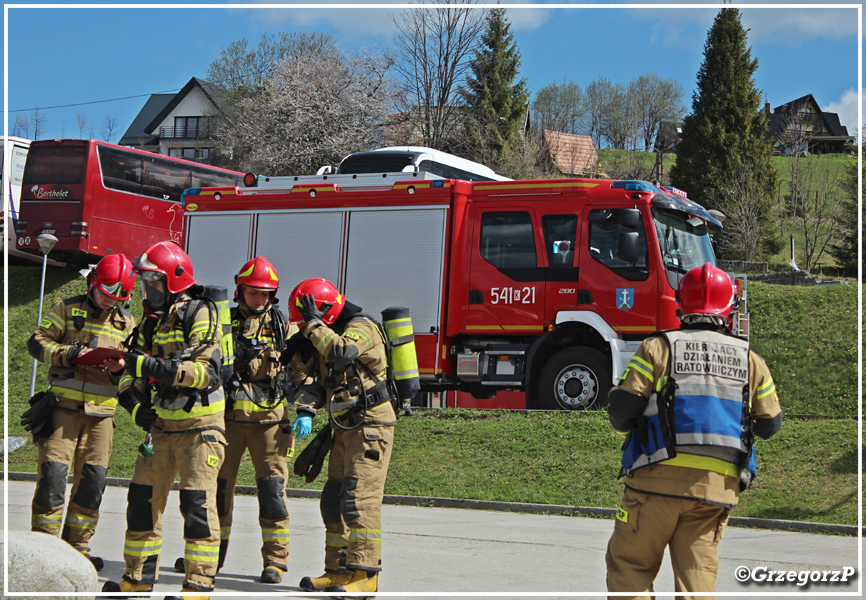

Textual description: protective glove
[131,403,158,432]
[20,391,58,442]
[299,294,330,324]
[125,353,178,386]
[281,331,314,365]
[292,414,313,440]
[117,386,147,414]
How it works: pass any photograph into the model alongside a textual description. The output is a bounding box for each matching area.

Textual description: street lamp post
[28,234,59,398]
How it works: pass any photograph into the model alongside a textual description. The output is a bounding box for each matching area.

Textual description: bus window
[142,156,187,202]
[190,164,242,189]
[99,146,143,195]
[23,145,86,185]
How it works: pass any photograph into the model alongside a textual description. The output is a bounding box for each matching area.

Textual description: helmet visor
[140,271,168,311]
[97,280,127,300]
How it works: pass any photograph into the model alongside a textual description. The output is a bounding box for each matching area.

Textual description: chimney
[765,102,771,114]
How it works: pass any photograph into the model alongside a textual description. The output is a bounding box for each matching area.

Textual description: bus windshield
[652,208,715,275]
[23,145,86,185]
[338,152,416,174]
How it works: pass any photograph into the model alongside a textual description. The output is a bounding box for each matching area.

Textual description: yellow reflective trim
[662,453,739,478]
[615,506,628,523]
[46,312,65,329]
[48,386,118,407]
[756,379,776,400]
[344,327,371,344]
[628,356,654,381]
[156,398,226,419]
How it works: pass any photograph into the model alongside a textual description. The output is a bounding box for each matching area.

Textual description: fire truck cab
[182,173,726,411]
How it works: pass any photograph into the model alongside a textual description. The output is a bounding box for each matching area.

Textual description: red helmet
[234,256,279,301]
[133,241,195,294]
[289,278,346,325]
[89,254,136,301]
[677,263,735,318]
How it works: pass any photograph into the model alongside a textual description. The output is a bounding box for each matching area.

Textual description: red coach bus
[16,139,244,265]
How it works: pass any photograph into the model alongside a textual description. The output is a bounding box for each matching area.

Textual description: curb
[7,471,860,536]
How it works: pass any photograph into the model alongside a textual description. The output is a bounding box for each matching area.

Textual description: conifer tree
[461,7,529,162]
[670,8,778,214]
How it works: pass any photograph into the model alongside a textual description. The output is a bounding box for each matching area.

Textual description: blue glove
[292,414,313,440]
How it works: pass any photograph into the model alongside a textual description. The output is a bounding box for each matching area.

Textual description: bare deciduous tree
[711,161,776,262]
[102,115,119,142]
[530,79,585,138]
[390,1,486,150]
[214,48,394,175]
[76,113,89,138]
[789,156,850,272]
[630,73,684,152]
[13,114,30,138]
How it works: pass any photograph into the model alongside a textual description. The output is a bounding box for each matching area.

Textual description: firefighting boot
[79,550,104,571]
[299,570,353,591]
[174,557,185,572]
[327,569,378,598]
[261,566,284,584]
[101,579,153,598]
[163,587,210,600]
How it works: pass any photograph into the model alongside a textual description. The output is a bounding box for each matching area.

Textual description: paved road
[3,480,860,599]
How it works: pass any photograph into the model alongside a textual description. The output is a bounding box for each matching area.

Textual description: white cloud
[824,88,862,136]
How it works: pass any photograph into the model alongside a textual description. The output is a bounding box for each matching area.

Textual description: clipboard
[71,347,126,366]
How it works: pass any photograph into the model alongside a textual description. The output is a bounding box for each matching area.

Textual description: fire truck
[181,167,741,411]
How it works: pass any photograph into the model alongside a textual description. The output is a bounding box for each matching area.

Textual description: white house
[119,77,220,163]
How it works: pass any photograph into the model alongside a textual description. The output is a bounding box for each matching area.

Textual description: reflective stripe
[393,367,419,380]
[32,514,62,529]
[325,532,349,548]
[124,539,162,557]
[156,397,225,420]
[153,330,186,345]
[756,378,776,400]
[348,528,381,544]
[315,330,338,354]
[46,312,65,329]
[663,453,739,478]
[627,355,654,381]
[65,512,99,529]
[262,528,290,542]
[220,526,231,540]
[185,543,220,562]
[50,380,119,406]
[231,397,287,413]
[189,318,214,338]
[189,363,208,388]
[344,327,372,345]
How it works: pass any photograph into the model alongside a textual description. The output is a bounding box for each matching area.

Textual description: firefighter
[23,253,136,571]
[288,278,396,598]
[605,263,782,599]
[212,256,299,584]
[101,241,225,600]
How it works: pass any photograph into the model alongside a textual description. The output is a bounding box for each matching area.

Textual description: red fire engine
[182,169,739,411]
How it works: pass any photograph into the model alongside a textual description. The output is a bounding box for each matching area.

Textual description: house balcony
[159,126,211,140]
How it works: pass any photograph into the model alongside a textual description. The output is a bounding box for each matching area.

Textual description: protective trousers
[320,422,393,573]
[122,427,226,592]
[217,421,293,570]
[605,487,730,600]
[31,406,112,551]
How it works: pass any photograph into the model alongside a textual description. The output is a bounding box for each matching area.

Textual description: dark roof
[118,93,173,146]
[768,93,850,139]
[143,77,219,135]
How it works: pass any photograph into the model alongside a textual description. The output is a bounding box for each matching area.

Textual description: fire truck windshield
[652,208,716,275]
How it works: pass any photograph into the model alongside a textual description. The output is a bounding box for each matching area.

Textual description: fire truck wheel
[538,347,611,411]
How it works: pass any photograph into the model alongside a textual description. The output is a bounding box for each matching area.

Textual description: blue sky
[4,1,862,144]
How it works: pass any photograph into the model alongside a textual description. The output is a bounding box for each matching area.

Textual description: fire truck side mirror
[618,232,640,263]
[619,208,641,229]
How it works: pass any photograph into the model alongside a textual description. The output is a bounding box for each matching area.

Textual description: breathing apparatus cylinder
[381,306,420,403]
[203,286,234,376]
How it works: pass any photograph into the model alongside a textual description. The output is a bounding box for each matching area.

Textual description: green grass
[2,264,860,527]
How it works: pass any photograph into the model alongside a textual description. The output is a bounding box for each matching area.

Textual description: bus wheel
[538,348,611,411]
